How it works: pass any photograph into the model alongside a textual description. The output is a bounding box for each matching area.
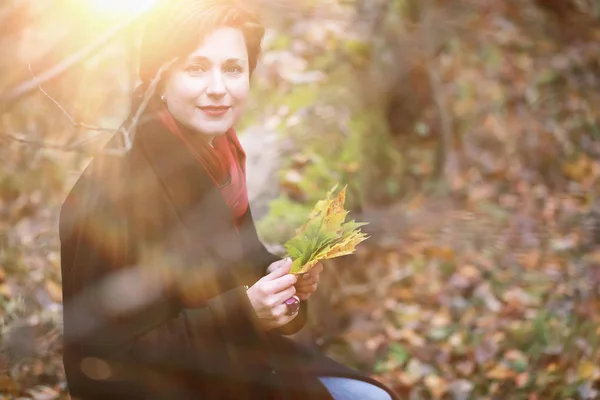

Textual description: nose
[206,69,226,100]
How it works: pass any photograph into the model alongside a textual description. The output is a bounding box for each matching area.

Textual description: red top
[153,104,249,228]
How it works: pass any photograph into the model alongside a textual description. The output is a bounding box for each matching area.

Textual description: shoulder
[58,135,131,242]
[130,117,216,200]
[58,115,150,241]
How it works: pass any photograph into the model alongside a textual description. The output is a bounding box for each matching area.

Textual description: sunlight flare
[85,0,158,17]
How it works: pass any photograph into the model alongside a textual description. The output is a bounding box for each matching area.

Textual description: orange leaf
[0,375,18,394]
[578,361,598,381]
[457,265,481,281]
[515,372,529,388]
[0,283,11,298]
[424,245,455,262]
[486,363,514,380]
[46,280,63,303]
[562,155,592,182]
[424,375,448,399]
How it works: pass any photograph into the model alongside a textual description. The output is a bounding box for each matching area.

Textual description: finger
[264,274,297,295]
[309,263,324,274]
[263,258,292,281]
[296,276,318,286]
[296,282,318,294]
[271,303,289,318]
[296,292,310,301]
[299,272,313,281]
[270,285,297,306]
[266,302,294,320]
[273,296,300,318]
[284,295,301,314]
[300,264,323,280]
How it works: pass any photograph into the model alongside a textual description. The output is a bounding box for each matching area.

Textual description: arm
[60,200,263,398]
[61,234,264,398]
[61,231,262,350]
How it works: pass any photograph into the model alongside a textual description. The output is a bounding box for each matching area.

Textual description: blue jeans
[318,376,393,400]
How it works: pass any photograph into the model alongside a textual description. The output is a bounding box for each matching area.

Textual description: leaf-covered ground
[1,155,600,399]
[315,189,600,399]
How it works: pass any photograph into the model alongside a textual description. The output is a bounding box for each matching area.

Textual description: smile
[199,106,231,117]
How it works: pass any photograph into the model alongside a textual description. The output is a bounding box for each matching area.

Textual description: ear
[157,79,167,98]
[157,62,175,95]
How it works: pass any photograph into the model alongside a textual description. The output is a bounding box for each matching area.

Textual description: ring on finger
[285,307,299,316]
[284,296,300,315]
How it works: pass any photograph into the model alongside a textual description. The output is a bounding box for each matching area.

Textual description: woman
[59,1,397,399]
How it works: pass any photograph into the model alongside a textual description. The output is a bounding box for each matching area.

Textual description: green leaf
[283,183,370,274]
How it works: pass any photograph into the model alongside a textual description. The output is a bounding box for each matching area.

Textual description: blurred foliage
[1,0,600,398]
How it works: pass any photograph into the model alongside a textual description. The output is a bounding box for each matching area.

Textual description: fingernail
[303,274,310,280]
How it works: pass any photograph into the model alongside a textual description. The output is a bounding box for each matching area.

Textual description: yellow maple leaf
[284,184,369,274]
[328,185,346,216]
[325,231,368,259]
[307,185,338,219]
[293,259,321,275]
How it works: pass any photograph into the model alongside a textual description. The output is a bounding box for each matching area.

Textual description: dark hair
[138,0,265,85]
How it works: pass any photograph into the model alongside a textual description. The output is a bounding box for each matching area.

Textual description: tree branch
[29,65,115,133]
[120,58,177,150]
[0,12,144,105]
[2,120,148,156]
[2,131,100,153]
[3,58,175,155]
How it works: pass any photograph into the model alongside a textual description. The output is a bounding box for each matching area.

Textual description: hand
[295,262,323,301]
[246,258,299,331]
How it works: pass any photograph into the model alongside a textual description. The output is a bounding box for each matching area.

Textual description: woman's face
[162,27,250,140]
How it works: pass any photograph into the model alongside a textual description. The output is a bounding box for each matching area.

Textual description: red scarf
[153,104,249,228]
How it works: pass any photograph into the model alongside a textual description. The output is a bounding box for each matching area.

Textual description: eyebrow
[187,56,247,64]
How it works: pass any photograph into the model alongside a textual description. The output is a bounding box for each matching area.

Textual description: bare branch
[28,65,115,133]
[3,131,83,151]
[3,58,176,155]
[3,131,117,155]
[0,12,144,105]
[2,123,146,156]
[121,58,178,150]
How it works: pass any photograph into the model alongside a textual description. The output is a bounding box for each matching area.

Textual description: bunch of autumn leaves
[284,185,369,275]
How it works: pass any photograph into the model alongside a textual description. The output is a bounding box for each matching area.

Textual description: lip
[199,105,231,117]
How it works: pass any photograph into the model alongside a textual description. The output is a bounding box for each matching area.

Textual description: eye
[186,63,207,74]
[224,65,242,74]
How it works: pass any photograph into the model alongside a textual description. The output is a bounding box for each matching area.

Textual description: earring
[160,94,166,103]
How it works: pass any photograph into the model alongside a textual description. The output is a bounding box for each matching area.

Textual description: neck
[189,129,215,147]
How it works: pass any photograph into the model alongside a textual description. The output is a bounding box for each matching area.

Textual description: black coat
[59,115,398,400]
